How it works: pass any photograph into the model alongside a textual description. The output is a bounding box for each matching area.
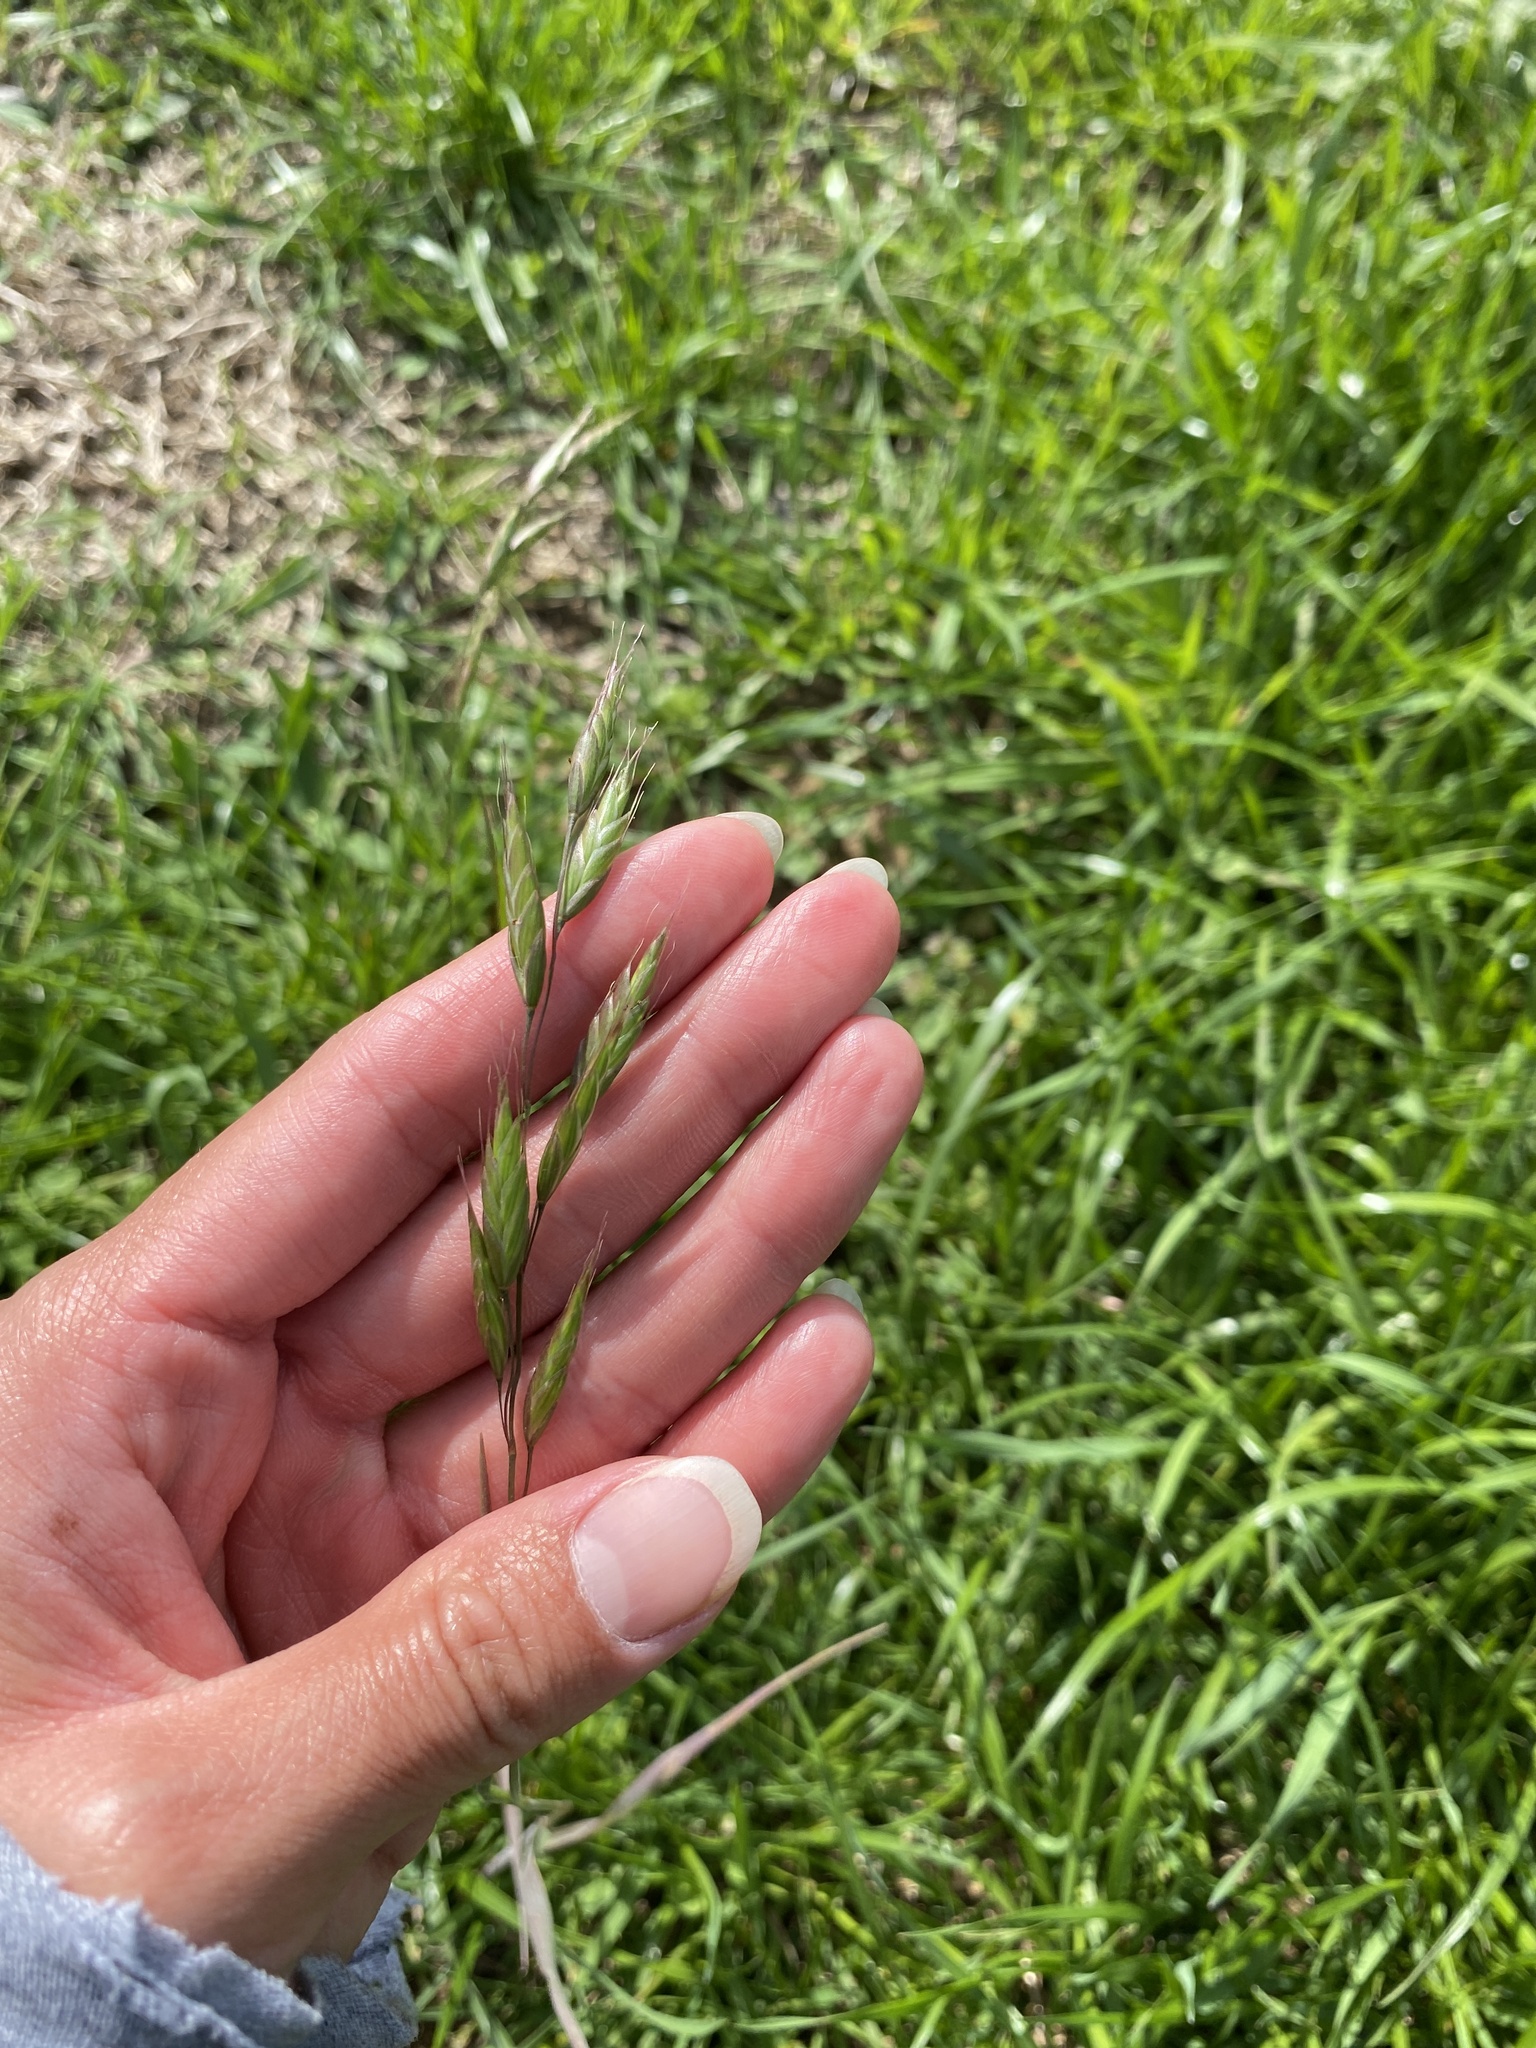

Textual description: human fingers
[100,816,778,1334]
[280,868,900,1422]
[230,1013,914,1650]
[0,1456,769,1978]
[385,1015,921,1536]
[653,1287,874,1487]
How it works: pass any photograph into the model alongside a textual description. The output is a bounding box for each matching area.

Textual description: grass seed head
[536,1060,604,1205]
[476,643,645,1504]
[482,1093,531,1285]
[627,929,666,1012]
[582,934,665,1097]
[502,782,547,1014]
[558,763,637,927]
[539,936,664,1203]
[570,968,627,1093]
[567,643,631,821]
[523,1254,596,1456]
[468,1201,510,1383]
[607,929,666,1075]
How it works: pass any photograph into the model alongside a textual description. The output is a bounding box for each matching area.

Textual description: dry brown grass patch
[0,115,619,695]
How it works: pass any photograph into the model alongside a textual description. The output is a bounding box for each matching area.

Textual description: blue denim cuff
[0,1825,418,2046]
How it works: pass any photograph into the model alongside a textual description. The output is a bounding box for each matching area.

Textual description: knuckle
[426,1568,540,1761]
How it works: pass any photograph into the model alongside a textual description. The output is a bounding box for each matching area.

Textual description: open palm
[0,817,920,1980]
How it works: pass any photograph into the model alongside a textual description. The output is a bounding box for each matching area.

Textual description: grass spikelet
[557,763,638,929]
[534,1071,596,1205]
[502,782,546,1014]
[566,640,632,821]
[537,935,666,1207]
[521,1253,596,1490]
[605,930,666,1078]
[480,1095,530,1287]
[569,974,625,1094]
[468,1201,509,1385]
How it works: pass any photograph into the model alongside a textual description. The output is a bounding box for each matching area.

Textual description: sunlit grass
[9,1,1536,2039]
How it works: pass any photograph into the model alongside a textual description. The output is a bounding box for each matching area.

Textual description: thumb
[21,1456,760,1976]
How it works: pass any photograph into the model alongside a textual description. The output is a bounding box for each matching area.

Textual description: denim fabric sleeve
[0,1827,418,2047]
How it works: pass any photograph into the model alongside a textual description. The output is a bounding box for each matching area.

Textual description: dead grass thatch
[0,116,619,693]
[0,121,344,627]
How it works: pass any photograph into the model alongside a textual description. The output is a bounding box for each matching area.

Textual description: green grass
[10,0,1536,2039]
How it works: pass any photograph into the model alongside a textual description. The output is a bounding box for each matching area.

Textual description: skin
[0,817,922,1981]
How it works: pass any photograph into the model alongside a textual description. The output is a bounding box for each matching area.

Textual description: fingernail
[727,812,783,863]
[572,1456,761,1643]
[857,996,893,1020]
[825,856,888,889]
[812,1277,865,1317]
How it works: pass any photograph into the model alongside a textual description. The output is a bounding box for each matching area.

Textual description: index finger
[109,817,780,1331]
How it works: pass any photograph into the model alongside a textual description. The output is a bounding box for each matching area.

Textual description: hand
[0,818,921,1979]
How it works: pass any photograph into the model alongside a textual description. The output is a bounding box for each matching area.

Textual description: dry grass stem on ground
[485,1627,888,2048]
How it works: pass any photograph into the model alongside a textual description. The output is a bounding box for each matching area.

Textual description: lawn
[6,1,1536,2040]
